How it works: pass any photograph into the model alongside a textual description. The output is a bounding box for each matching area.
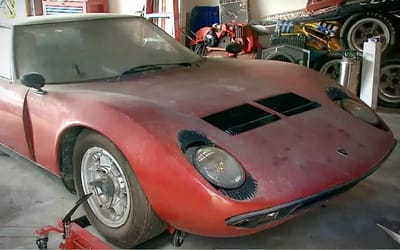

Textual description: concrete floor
[0,108,399,249]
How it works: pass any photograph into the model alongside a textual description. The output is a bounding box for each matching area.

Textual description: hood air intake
[203,93,319,135]
[203,104,280,136]
[256,93,320,116]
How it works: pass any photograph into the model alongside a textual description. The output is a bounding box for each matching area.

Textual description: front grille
[226,180,358,228]
[203,104,280,136]
[225,141,397,228]
[220,175,258,200]
[257,93,320,116]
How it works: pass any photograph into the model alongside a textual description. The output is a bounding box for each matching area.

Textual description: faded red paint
[0,57,394,237]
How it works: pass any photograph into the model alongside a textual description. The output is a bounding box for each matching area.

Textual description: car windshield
[14,17,201,83]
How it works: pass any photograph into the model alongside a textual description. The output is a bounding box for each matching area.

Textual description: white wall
[108,0,177,37]
[0,0,28,19]
[109,0,146,14]
[15,0,28,18]
[249,0,307,21]
[0,6,5,20]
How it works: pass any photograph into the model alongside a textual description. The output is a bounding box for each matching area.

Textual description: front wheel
[73,130,165,248]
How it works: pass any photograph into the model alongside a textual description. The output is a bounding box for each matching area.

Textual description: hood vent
[203,93,320,135]
[203,104,280,136]
[256,93,320,116]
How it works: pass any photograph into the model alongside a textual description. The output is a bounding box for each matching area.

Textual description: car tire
[312,54,342,82]
[264,52,295,63]
[72,129,165,248]
[340,12,396,54]
[378,59,400,108]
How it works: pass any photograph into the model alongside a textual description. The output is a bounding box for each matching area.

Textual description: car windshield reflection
[14,17,200,84]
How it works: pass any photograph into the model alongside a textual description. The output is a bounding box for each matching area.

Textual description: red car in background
[0,14,395,248]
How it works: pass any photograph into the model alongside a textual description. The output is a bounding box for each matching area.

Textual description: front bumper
[226,140,397,229]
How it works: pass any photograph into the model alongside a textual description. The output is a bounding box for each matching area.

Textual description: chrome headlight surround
[335,98,380,125]
[326,87,380,126]
[186,146,245,189]
[177,130,257,200]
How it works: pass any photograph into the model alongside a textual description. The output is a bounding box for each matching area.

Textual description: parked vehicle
[268,0,400,107]
[0,14,395,248]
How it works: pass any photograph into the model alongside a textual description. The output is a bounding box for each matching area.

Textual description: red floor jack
[35,194,112,249]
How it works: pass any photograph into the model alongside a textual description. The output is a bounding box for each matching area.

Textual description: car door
[0,25,33,160]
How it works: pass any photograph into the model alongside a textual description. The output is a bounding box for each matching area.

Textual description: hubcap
[379,64,400,104]
[81,147,130,228]
[349,18,391,53]
[320,59,341,82]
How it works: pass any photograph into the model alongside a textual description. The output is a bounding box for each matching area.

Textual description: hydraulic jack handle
[61,193,92,239]
[62,193,92,224]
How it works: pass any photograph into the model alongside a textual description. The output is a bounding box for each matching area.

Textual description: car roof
[0,13,141,28]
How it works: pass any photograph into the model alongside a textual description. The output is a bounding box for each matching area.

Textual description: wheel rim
[320,59,341,82]
[266,53,294,63]
[379,63,400,104]
[81,147,130,228]
[348,18,391,53]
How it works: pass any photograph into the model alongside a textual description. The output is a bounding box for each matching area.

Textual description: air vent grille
[203,104,280,136]
[257,93,320,116]
[220,175,258,200]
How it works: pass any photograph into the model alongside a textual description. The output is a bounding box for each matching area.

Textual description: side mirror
[21,73,47,95]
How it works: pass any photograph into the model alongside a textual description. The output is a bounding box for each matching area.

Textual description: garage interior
[0,0,400,249]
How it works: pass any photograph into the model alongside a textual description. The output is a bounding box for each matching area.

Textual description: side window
[0,27,12,79]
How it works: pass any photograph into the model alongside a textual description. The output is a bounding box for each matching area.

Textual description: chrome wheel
[73,131,166,248]
[348,18,391,53]
[379,63,400,105]
[81,146,130,228]
[320,58,341,82]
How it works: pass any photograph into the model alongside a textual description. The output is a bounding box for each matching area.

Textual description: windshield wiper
[121,63,192,76]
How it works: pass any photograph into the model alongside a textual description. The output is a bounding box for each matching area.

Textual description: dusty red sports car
[0,14,395,248]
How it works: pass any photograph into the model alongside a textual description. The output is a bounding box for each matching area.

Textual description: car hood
[49,58,395,205]
[58,58,339,117]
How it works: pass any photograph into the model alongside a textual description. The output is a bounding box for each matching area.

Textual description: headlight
[336,98,380,125]
[191,146,245,189]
